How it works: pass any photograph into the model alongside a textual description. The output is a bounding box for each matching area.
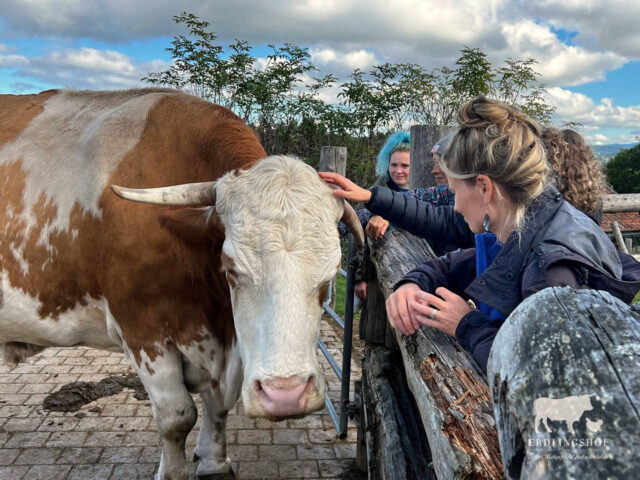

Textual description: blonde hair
[542,128,606,216]
[440,97,548,237]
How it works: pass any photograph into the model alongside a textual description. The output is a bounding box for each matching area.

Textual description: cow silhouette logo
[534,395,594,435]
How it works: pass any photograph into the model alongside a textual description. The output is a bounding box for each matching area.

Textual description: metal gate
[317,234,358,439]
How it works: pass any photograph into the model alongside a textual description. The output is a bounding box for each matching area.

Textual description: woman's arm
[367,187,474,247]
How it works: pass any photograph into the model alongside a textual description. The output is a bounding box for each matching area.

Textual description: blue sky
[1,0,639,145]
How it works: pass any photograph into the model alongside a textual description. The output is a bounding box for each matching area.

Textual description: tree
[606,144,640,193]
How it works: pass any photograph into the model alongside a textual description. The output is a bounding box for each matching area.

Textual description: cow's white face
[215,156,343,418]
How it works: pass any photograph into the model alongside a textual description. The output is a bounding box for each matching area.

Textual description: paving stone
[254,418,288,429]
[111,463,158,479]
[113,416,150,431]
[273,429,309,445]
[25,394,50,405]
[5,432,51,448]
[46,374,79,384]
[228,444,258,461]
[74,416,116,431]
[56,447,103,464]
[297,444,335,460]
[19,383,55,394]
[24,464,72,479]
[236,460,278,479]
[0,383,24,394]
[0,405,36,418]
[100,404,138,416]
[56,349,85,357]
[258,444,297,460]
[83,432,125,447]
[14,447,63,465]
[227,414,256,429]
[42,365,74,374]
[139,446,162,463]
[2,417,44,432]
[0,465,28,479]
[37,417,79,432]
[68,464,114,480]
[16,374,51,383]
[288,415,325,428]
[278,460,320,478]
[237,429,271,445]
[0,448,19,465]
[45,432,88,448]
[308,429,338,444]
[0,374,20,383]
[122,431,160,447]
[63,357,91,366]
[99,446,142,463]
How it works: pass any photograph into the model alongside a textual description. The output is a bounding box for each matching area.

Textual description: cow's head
[111,155,364,419]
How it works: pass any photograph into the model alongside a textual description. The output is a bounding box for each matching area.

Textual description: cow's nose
[256,376,315,417]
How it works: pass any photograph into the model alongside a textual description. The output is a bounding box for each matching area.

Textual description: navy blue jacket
[367,186,475,249]
[376,186,640,370]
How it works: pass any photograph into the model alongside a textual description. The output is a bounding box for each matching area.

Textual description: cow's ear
[159,207,224,247]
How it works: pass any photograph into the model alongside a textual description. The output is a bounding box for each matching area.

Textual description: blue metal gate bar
[316,233,358,440]
[317,338,342,379]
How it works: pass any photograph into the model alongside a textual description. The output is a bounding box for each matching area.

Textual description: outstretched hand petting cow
[0,89,364,480]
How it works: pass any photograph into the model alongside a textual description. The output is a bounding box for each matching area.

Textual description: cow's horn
[341,201,364,248]
[110,181,217,206]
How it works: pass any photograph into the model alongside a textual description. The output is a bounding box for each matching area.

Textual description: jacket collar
[464,186,564,315]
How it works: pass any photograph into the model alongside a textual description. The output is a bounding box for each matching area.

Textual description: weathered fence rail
[366,227,503,479]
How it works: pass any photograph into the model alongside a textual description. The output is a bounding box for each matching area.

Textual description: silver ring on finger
[430,308,438,320]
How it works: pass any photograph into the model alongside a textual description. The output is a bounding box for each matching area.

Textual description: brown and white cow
[0,89,363,480]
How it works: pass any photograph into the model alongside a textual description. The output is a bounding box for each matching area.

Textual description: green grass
[333,275,361,320]
[634,290,640,304]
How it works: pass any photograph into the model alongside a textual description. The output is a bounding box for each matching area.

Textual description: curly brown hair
[541,128,607,215]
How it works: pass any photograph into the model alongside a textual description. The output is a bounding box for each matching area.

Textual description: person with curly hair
[542,128,608,225]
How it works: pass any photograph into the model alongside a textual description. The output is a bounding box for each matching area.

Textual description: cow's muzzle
[254,375,320,418]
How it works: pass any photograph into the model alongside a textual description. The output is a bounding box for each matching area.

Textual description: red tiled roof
[602,212,640,233]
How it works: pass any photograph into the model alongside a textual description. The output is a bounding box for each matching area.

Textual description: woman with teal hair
[374,131,411,190]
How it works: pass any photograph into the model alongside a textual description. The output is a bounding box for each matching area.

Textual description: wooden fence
[360,225,640,479]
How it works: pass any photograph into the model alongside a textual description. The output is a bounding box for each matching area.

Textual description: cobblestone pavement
[0,318,365,479]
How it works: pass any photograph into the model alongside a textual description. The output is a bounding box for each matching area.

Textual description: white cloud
[520,0,640,58]
[1,47,169,90]
[547,87,640,129]
[311,48,377,74]
[498,20,626,86]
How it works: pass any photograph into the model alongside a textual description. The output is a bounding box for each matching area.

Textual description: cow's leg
[194,345,242,479]
[194,389,233,479]
[542,417,552,433]
[130,346,197,480]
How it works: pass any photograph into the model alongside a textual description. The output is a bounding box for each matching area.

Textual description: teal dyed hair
[375,131,411,179]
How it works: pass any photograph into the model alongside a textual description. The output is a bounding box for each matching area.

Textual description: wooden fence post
[319,146,347,309]
[489,287,640,479]
[409,125,456,189]
[319,146,347,175]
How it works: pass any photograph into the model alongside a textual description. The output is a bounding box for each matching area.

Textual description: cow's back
[0,89,266,361]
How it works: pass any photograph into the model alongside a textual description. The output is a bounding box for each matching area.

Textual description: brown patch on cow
[145,362,155,376]
[318,284,329,307]
[101,93,266,365]
[0,91,57,147]
[0,161,103,319]
[198,345,205,352]
[211,379,219,388]
[0,90,267,367]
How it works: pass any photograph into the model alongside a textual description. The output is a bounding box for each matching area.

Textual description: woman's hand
[354,281,367,301]
[365,215,390,240]
[409,287,473,337]
[318,172,372,203]
[385,283,422,335]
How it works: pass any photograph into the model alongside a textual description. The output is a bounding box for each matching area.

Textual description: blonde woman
[321,98,640,369]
